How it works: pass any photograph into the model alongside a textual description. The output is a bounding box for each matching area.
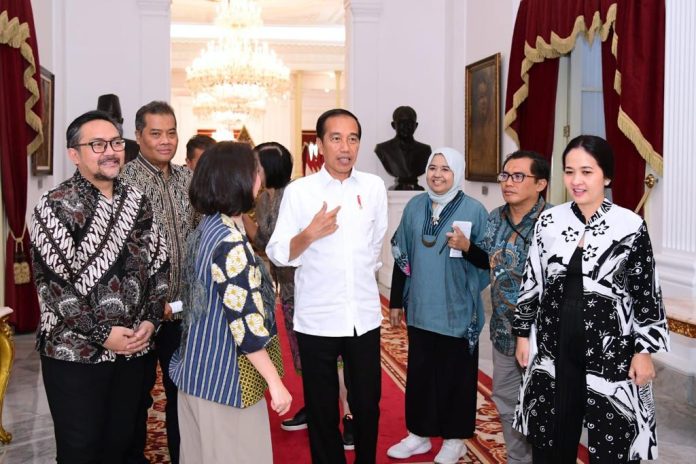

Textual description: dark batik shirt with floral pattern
[478,196,550,356]
[121,155,195,312]
[30,171,169,363]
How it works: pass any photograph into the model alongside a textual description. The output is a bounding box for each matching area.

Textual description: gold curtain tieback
[10,224,30,285]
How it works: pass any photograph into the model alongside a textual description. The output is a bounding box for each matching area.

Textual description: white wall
[27,0,172,219]
[344,0,519,211]
[460,0,520,212]
[347,0,448,186]
[28,0,68,221]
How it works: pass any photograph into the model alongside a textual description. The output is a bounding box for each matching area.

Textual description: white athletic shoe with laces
[386,432,432,459]
[434,438,467,464]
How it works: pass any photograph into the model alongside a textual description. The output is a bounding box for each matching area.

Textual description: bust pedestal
[378,191,421,290]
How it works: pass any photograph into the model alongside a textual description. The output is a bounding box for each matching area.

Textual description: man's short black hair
[66,110,122,149]
[186,134,216,161]
[189,141,257,216]
[562,134,614,182]
[255,142,293,189]
[502,150,550,182]
[316,108,362,140]
[135,101,177,133]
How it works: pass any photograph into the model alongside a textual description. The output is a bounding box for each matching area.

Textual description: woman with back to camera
[242,142,309,431]
[513,135,670,463]
[387,147,490,464]
[243,143,299,374]
[170,142,291,464]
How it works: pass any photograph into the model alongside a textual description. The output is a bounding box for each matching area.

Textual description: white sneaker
[386,432,432,459]
[434,439,467,464]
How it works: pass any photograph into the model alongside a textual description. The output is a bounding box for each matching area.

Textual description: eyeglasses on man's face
[72,138,126,154]
[497,171,537,183]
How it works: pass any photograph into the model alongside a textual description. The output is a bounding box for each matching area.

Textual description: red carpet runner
[145,297,589,463]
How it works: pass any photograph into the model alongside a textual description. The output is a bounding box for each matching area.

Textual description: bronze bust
[375,106,431,190]
[97,94,140,163]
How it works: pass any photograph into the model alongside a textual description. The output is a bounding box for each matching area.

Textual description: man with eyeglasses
[29,110,169,464]
[449,150,550,463]
[267,108,388,464]
[120,101,195,464]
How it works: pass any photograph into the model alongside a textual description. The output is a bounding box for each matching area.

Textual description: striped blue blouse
[170,213,279,408]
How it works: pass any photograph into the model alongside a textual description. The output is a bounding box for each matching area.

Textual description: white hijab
[425,147,465,219]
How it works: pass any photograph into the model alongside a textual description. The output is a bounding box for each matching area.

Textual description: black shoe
[281,407,308,431]
[342,414,354,450]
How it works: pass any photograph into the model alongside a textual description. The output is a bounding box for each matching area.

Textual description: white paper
[170,300,183,314]
[449,221,472,258]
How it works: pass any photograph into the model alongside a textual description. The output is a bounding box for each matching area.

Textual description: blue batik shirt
[478,196,549,356]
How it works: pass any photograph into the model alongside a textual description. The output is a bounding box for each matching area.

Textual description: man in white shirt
[267,108,388,464]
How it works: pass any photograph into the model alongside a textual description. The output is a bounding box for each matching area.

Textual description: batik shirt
[121,155,195,316]
[512,200,670,461]
[478,196,549,356]
[30,171,169,363]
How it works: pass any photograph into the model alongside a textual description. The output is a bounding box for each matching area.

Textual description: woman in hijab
[386,147,490,464]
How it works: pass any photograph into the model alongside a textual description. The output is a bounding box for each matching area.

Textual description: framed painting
[32,66,54,176]
[465,53,501,182]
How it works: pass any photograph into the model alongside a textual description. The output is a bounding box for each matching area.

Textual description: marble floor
[1,314,695,463]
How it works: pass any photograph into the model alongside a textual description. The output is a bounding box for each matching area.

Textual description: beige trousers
[178,391,273,464]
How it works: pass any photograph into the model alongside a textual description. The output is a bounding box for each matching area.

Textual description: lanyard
[503,198,545,246]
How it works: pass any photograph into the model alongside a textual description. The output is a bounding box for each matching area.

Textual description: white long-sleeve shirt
[266,166,388,337]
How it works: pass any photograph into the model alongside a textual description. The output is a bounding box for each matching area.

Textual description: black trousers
[129,320,182,464]
[405,326,478,439]
[42,354,146,464]
[296,327,381,464]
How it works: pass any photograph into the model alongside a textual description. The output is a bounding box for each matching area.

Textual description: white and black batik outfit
[512,200,669,463]
[30,171,169,463]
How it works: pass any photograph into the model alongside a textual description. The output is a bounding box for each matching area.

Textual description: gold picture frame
[465,53,501,182]
[32,66,54,176]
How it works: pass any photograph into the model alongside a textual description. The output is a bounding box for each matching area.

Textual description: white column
[657,0,696,299]
[293,71,304,179]
[334,70,343,108]
[651,0,696,404]
[344,0,383,175]
[378,191,419,287]
[136,0,171,103]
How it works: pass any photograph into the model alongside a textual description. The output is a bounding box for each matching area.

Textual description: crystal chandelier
[186,0,290,127]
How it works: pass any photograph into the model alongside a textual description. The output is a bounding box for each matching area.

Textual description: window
[550,35,606,204]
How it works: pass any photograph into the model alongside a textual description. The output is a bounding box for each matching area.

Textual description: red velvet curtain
[504,0,664,211]
[0,0,42,332]
[603,0,664,211]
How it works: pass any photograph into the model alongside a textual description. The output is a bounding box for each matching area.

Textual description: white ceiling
[170,0,346,92]
[171,0,345,26]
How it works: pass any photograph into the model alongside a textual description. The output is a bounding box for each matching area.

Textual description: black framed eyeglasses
[72,138,126,154]
[497,171,537,183]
